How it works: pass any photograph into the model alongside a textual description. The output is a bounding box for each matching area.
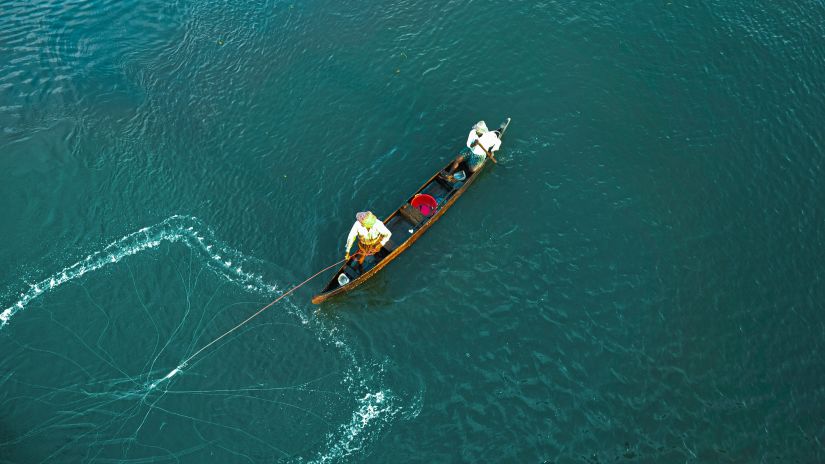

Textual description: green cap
[357,211,377,228]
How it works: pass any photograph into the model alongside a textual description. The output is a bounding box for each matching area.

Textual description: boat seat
[435,176,455,190]
[399,203,425,226]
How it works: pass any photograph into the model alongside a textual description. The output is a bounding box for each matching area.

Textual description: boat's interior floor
[320,160,478,292]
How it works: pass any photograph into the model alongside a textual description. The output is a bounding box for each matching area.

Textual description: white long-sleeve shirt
[466,130,502,157]
[345,219,392,253]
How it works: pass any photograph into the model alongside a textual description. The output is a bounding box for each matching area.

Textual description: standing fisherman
[345,211,392,268]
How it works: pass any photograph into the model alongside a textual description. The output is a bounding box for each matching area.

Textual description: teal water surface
[2,0,824,462]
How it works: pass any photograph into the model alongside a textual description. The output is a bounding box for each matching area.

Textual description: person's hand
[345,252,350,260]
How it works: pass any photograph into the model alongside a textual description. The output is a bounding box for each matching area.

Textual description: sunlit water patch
[0,216,404,462]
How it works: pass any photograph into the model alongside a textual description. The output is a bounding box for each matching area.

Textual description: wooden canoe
[311,118,511,304]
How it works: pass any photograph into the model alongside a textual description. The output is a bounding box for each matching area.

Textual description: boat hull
[312,118,511,304]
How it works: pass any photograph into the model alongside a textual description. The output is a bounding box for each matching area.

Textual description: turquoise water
[2,0,824,462]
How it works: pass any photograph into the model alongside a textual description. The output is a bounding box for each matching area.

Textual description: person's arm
[485,144,498,163]
[473,140,497,164]
[377,221,392,247]
[490,133,502,152]
[466,130,478,149]
[345,222,359,259]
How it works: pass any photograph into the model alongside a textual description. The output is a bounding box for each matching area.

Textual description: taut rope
[149,258,344,389]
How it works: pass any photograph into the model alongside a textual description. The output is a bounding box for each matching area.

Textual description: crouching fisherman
[446,120,501,177]
[345,211,392,268]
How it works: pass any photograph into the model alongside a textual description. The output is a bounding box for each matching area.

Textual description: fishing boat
[311,118,511,304]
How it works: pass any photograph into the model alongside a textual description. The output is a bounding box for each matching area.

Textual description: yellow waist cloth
[357,235,382,255]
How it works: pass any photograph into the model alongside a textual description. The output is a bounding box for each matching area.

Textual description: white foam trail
[311,390,398,463]
[1,215,277,329]
[1,215,409,462]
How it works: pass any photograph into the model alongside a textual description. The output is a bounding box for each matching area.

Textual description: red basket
[411,194,438,216]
